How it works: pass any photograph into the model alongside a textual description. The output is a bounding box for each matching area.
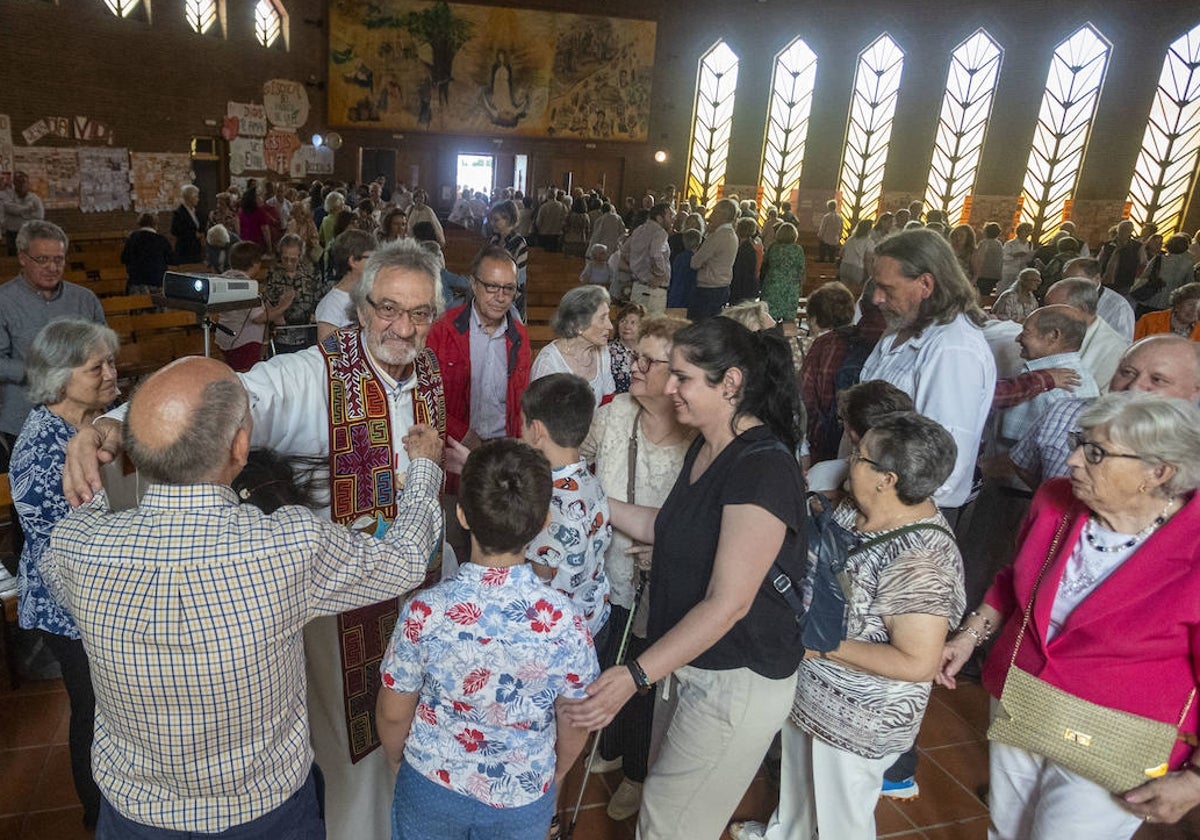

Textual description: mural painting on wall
[130,152,193,213]
[328,0,656,140]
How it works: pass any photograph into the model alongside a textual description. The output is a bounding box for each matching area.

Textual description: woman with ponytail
[562,318,806,838]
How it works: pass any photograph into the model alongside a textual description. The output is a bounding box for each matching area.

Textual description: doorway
[456,154,494,198]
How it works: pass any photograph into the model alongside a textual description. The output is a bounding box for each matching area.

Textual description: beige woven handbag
[987,517,1197,793]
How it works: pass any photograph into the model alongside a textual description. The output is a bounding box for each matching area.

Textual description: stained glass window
[1019,24,1111,238]
[686,40,740,209]
[184,0,218,34]
[837,34,905,236]
[758,38,818,223]
[924,29,1003,225]
[1126,23,1200,236]
[102,0,141,16]
[255,0,286,49]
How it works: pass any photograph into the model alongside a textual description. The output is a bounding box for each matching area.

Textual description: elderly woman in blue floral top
[10,318,119,829]
[608,302,645,394]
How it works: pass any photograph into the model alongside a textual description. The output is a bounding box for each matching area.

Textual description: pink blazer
[982,478,1200,768]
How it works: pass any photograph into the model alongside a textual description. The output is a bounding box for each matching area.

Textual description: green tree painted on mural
[365,1,473,106]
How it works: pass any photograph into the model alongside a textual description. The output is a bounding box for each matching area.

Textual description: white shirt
[314,287,355,329]
[530,342,614,408]
[625,220,670,288]
[859,313,997,507]
[1079,317,1129,393]
[1097,286,1135,341]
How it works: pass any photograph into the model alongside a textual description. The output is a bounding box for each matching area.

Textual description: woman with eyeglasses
[733,411,964,840]
[938,391,1200,836]
[579,314,694,821]
[530,284,614,407]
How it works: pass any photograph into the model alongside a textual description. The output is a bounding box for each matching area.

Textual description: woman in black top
[563,317,806,838]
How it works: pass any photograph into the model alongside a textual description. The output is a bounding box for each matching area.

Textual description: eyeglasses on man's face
[365,295,435,325]
[1067,431,1148,466]
[472,275,517,297]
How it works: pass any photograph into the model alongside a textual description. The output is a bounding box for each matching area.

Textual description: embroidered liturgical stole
[321,329,445,762]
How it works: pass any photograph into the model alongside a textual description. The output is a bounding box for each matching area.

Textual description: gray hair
[551,285,610,337]
[125,377,250,485]
[16,220,68,253]
[353,238,443,315]
[1047,277,1099,315]
[324,190,346,214]
[1018,267,1041,284]
[181,184,199,200]
[206,224,230,248]
[1170,282,1200,308]
[863,411,958,505]
[721,300,773,331]
[873,228,987,331]
[1029,307,1086,353]
[26,319,119,405]
[1078,391,1200,497]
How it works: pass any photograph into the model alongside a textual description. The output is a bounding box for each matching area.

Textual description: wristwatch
[625,658,653,695]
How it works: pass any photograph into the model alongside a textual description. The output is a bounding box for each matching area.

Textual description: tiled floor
[3,677,1200,839]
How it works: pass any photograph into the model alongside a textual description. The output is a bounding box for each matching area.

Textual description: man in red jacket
[426,245,531,559]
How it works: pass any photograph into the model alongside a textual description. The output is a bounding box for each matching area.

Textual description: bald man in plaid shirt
[41,357,444,839]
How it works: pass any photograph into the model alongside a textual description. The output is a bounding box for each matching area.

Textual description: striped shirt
[40,461,443,832]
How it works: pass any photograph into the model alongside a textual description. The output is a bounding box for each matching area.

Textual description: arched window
[1019,24,1111,239]
[102,0,143,16]
[184,0,220,35]
[924,29,1003,225]
[758,37,818,224]
[255,0,288,49]
[686,40,740,209]
[837,34,905,235]
[1126,22,1200,236]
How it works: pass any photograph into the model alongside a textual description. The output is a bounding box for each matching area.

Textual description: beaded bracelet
[956,610,994,648]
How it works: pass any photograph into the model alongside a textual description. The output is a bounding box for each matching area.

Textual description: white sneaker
[588,754,623,774]
[606,778,643,821]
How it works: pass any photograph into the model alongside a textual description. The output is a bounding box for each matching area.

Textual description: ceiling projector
[163,272,259,305]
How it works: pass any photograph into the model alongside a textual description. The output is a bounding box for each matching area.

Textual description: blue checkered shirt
[1010,397,1089,484]
[40,459,443,832]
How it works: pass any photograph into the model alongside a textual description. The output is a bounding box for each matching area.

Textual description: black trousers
[41,631,101,826]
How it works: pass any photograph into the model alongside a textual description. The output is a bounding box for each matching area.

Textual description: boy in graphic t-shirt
[522,372,614,651]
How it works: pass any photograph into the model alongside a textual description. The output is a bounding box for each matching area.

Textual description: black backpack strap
[850,522,955,556]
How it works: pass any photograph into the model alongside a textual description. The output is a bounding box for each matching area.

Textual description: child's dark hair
[520,373,595,448]
[233,449,328,514]
[673,318,802,451]
[837,380,915,439]
[459,440,552,555]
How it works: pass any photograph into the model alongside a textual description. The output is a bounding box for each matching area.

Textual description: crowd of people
[3,174,1200,840]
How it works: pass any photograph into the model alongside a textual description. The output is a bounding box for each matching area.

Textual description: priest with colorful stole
[64,240,451,840]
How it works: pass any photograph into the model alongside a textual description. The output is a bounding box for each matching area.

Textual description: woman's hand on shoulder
[557,666,637,732]
[1122,769,1200,825]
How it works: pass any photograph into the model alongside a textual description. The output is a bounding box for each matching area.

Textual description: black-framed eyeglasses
[364,295,435,325]
[472,275,518,297]
[634,354,670,372]
[1067,431,1148,466]
[849,447,884,469]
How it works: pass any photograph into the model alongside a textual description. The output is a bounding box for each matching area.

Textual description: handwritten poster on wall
[229,137,266,174]
[263,80,310,130]
[263,130,301,175]
[227,102,268,138]
[0,115,13,183]
[13,147,80,209]
[130,152,192,212]
[78,147,131,213]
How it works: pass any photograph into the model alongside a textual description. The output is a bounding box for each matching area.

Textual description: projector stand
[152,296,258,358]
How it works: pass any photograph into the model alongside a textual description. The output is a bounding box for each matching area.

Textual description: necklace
[1083,499,1173,553]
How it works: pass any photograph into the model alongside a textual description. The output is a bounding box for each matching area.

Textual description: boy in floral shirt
[521,373,614,650]
[378,439,599,839]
